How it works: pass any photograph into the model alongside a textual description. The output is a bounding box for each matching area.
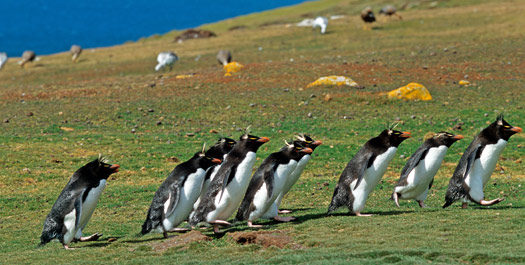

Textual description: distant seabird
[155,51,178,72]
[19,50,36,67]
[0,53,7,70]
[70,45,82,63]
[313,16,328,34]
[216,50,232,66]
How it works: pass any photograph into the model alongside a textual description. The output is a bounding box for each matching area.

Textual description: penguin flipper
[444,143,482,208]
[354,153,375,190]
[398,146,430,185]
[164,184,181,218]
[219,165,237,201]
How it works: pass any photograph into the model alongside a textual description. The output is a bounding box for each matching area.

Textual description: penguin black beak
[212,158,222,164]
[300,148,313,154]
[312,140,322,146]
[400,132,411,138]
[510,126,522,133]
[110,164,120,173]
[257,137,270,143]
[453,135,464,140]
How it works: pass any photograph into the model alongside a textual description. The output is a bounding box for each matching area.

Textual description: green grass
[0,0,524,264]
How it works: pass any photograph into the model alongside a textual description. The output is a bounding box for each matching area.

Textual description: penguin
[192,137,237,214]
[392,132,463,208]
[328,128,411,216]
[262,134,322,220]
[443,115,522,209]
[312,16,328,34]
[216,50,232,66]
[190,132,269,233]
[70,45,82,63]
[236,141,313,227]
[141,145,222,238]
[379,5,402,20]
[0,52,7,70]
[155,51,178,71]
[39,155,120,249]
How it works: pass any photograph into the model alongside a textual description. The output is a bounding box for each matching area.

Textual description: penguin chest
[77,180,107,232]
[165,169,206,226]
[214,152,257,220]
[398,146,448,198]
[466,139,507,189]
[351,147,397,211]
[250,161,298,220]
[284,155,311,195]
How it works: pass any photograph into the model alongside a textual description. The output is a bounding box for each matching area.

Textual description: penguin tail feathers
[442,198,455,208]
[327,184,346,215]
[141,219,153,236]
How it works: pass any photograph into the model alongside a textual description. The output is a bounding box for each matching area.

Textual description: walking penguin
[236,141,313,227]
[190,130,269,233]
[392,132,463,208]
[39,155,120,249]
[328,127,411,216]
[443,115,521,208]
[141,145,222,238]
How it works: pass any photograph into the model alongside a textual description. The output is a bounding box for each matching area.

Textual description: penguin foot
[480,198,504,206]
[63,244,76,250]
[168,228,190,233]
[462,202,468,209]
[210,220,231,226]
[355,212,372,217]
[213,225,222,234]
[79,233,102,242]
[273,216,295,222]
[278,209,292,214]
[247,221,263,228]
[417,200,427,208]
[393,193,400,208]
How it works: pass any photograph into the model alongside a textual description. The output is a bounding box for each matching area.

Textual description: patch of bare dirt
[151,231,211,252]
[229,230,304,249]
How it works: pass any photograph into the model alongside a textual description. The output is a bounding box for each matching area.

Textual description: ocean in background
[0,0,307,56]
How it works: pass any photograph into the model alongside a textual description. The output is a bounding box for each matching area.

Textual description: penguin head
[296,134,323,151]
[491,115,522,141]
[198,150,222,169]
[428,132,464,147]
[240,133,270,152]
[83,155,119,180]
[384,129,411,147]
[219,137,237,152]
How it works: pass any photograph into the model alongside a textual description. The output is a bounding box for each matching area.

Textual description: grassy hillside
[0,0,523,264]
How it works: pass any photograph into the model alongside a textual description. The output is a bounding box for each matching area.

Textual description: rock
[386,82,432,101]
[166,156,180,163]
[324,94,332,102]
[174,29,216,42]
[307,76,359,88]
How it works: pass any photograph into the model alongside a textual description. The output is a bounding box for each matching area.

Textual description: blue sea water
[0,0,306,56]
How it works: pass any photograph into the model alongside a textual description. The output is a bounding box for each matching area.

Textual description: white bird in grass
[313,16,328,34]
[18,50,36,67]
[155,51,178,72]
[0,52,7,70]
[70,45,82,63]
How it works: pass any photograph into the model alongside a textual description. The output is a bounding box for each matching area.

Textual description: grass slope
[0,0,523,264]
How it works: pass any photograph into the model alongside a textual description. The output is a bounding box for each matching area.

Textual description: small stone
[484,113,489,117]
[131,128,136,133]
[423,65,428,70]
[186,133,195,137]
[443,48,448,52]
[310,94,316,98]
[400,155,406,159]
[249,103,256,107]
[411,115,416,119]
[464,75,469,79]
[167,157,180,163]
[3,118,9,123]
[138,108,143,111]
[283,88,290,92]
[148,109,154,112]
[307,112,313,118]
[126,110,131,114]
[27,112,34,117]
[209,129,219,134]
[23,168,31,174]
[149,83,156,88]
[156,121,162,125]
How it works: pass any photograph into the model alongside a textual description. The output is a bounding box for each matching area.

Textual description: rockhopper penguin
[443,115,522,208]
[392,132,463,208]
[262,134,322,219]
[235,141,313,227]
[328,128,411,216]
[141,145,221,238]
[190,132,269,233]
[192,137,237,214]
[39,155,120,249]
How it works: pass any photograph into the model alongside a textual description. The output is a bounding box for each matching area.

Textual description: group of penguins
[39,115,521,249]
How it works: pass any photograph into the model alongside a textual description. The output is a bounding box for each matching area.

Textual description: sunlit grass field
[0,0,523,264]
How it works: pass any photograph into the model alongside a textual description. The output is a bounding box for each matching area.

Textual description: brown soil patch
[151,230,211,252]
[229,230,304,249]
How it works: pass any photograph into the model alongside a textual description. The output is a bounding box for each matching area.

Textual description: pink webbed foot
[247,221,263,228]
[480,198,504,206]
[278,209,292,214]
[417,200,427,208]
[79,233,102,242]
[355,212,372,217]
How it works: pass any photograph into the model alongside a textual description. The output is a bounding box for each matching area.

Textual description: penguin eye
[295,147,302,150]
[249,137,257,140]
[103,164,110,168]
[504,125,511,128]
[306,141,312,143]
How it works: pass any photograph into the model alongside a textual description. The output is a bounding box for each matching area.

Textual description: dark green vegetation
[1,0,523,264]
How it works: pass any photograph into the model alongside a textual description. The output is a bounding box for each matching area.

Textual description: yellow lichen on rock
[224,62,243,76]
[459,80,470,86]
[175,74,194,79]
[306,76,359,88]
[387,82,432,101]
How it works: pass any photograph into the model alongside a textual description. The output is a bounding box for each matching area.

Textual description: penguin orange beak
[400,132,411,138]
[510,126,522,133]
[212,158,222,164]
[300,147,313,154]
[257,137,270,143]
[453,135,464,140]
[110,164,120,173]
[312,140,322,146]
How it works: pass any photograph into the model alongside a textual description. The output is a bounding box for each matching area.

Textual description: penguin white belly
[396,146,448,199]
[249,161,297,220]
[351,147,397,212]
[63,209,78,244]
[465,139,507,202]
[164,169,206,230]
[209,152,256,221]
[75,179,106,238]
[193,165,220,210]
